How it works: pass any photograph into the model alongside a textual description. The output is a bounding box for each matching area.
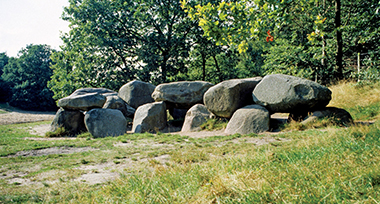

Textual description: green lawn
[0,81,379,203]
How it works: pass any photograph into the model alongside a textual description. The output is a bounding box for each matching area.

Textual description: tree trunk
[161,53,169,83]
[201,53,206,81]
[335,0,344,79]
[212,55,222,82]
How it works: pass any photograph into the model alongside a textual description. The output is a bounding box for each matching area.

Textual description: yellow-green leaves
[307,15,327,43]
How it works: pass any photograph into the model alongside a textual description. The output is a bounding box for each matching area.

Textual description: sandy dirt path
[0,109,56,125]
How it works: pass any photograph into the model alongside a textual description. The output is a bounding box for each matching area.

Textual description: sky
[0,0,70,57]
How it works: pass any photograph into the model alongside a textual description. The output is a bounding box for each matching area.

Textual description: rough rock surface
[70,88,116,96]
[152,81,213,109]
[58,88,116,111]
[84,109,127,138]
[225,105,270,135]
[132,101,167,133]
[204,77,262,118]
[58,93,106,111]
[103,95,135,118]
[50,108,87,135]
[181,104,212,132]
[252,74,332,113]
[118,80,156,109]
[300,107,354,126]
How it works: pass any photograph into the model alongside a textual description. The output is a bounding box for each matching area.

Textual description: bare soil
[0,109,55,125]
[1,107,291,186]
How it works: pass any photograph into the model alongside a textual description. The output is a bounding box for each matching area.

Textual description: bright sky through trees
[0,0,70,57]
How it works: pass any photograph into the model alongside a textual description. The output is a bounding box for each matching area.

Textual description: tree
[2,45,57,111]
[0,52,11,102]
[184,0,380,84]
[49,0,208,99]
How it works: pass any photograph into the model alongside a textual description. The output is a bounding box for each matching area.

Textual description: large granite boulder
[181,104,212,132]
[50,108,87,135]
[103,95,135,119]
[84,109,127,138]
[225,104,270,135]
[70,88,116,96]
[252,74,332,113]
[203,77,262,118]
[118,80,156,109]
[152,81,213,109]
[58,88,116,111]
[132,101,167,133]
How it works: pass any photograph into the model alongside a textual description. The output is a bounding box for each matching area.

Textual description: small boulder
[225,105,270,135]
[204,77,262,118]
[152,81,213,109]
[103,95,135,118]
[252,74,332,113]
[181,104,212,132]
[118,80,156,109]
[50,108,87,135]
[132,101,167,133]
[84,109,127,138]
[300,107,353,126]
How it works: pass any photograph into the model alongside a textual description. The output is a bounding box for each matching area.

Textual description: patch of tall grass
[200,118,228,131]
[329,81,380,120]
[23,121,379,203]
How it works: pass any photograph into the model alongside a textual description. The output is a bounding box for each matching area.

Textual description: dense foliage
[183,0,380,84]
[1,45,57,111]
[48,0,267,99]
[0,53,11,102]
[49,0,209,99]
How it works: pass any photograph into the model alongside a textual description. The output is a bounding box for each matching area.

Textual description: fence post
[357,52,360,82]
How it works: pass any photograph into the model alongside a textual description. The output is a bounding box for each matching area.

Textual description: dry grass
[328,81,380,120]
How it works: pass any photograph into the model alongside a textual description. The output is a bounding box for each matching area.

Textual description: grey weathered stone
[181,104,212,132]
[203,77,262,118]
[57,88,116,111]
[299,107,353,126]
[50,108,87,135]
[225,104,270,135]
[103,95,135,118]
[84,109,127,138]
[58,93,107,111]
[152,81,213,109]
[132,101,167,133]
[252,74,332,113]
[118,80,156,109]
[71,88,116,96]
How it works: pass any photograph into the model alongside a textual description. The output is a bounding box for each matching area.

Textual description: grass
[329,81,380,121]
[0,81,379,203]
[200,118,229,131]
[0,103,14,114]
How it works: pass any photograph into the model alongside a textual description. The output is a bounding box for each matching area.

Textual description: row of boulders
[50,74,353,138]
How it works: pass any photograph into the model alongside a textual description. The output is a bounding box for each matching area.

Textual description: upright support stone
[132,101,167,133]
[225,105,270,135]
[84,109,127,138]
[50,108,87,136]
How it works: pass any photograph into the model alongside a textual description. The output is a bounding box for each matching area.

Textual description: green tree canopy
[0,52,11,102]
[2,45,57,111]
[184,0,380,83]
[49,0,218,99]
